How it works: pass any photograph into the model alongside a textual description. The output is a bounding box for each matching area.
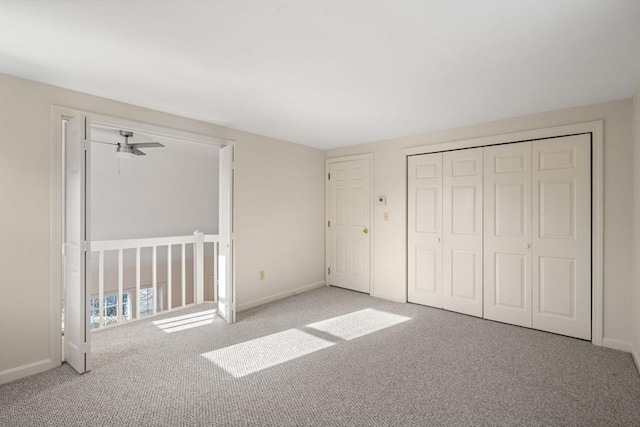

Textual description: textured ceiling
[1,1,638,149]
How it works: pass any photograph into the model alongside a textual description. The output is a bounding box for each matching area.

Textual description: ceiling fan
[93,130,165,158]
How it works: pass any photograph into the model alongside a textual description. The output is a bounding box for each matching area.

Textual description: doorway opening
[55,108,235,373]
[86,125,219,333]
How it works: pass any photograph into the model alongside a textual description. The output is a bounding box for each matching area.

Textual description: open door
[218,144,235,323]
[64,115,91,373]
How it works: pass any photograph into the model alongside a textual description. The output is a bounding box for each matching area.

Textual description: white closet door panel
[408,154,443,307]
[443,148,483,317]
[65,115,91,373]
[484,142,532,327]
[532,134,591,340]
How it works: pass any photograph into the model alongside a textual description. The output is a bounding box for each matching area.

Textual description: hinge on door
[328,267,331,275]
[82,241,88,252]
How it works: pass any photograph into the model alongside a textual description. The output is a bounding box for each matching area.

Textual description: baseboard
[633,349,640,375]
[237,281,325,312]
[0,359,52,385]
[602,338,633,353]
[370,291,407,304]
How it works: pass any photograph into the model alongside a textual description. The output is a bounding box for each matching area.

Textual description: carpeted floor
[1,286,639,426]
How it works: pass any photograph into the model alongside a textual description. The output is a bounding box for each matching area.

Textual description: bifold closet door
[442,148,483,317]
[483,142,532,328]
[408,153,443,307]
[532,134,591,340]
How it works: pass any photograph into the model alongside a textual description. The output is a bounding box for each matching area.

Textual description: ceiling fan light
[116,145,134,160]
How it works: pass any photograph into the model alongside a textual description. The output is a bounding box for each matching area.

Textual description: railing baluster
[135,247,141,320]
[118,248,123,323]
[167,244,172,312]
[194,231,204,304]
[152,245,157,315]
[181,243,186,308]
[89,234,220,327]
[98,250,104,328]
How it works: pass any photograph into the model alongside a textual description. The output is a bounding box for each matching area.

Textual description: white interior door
[484,142,532,327]
[327,159,371,293]
[218,144,235,323]
[408,153,443,307]
[532,134,591,339]
[442,148,483,317]
[65,115,91,373]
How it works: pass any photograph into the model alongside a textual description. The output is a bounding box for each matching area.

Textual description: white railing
[90,231,220,330]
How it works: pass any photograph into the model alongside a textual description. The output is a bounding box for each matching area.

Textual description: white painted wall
[0,73,325,384]
[90,126,219,240]
[326,98,636,351]
[633,88,640,370]
[233,132,326,311]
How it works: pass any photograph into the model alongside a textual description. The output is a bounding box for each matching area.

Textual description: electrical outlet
[259,270,265,280]
[383,212,390,221]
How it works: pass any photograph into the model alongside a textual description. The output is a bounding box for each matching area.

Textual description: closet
[408,134,591,340]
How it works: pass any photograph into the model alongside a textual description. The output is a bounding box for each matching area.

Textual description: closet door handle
[437,237,442,243]
[524,243,530,249]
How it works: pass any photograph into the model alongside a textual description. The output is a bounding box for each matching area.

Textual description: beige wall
[326,98,636,350]
[0,73,325,382]
[233,132,325,310]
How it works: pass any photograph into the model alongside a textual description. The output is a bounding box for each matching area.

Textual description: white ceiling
[1,1,639,149]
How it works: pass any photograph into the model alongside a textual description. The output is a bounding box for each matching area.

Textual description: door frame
[325,154,375,294]
[403,120,604,346]
[49,105,235,368]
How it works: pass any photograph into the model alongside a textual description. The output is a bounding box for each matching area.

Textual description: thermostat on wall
[377,196,386,205]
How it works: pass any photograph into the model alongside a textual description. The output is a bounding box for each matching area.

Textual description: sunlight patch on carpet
[153,309,216,333]
[201,329,334,377]
[306,308,411,341]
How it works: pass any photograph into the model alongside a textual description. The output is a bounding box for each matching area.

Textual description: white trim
[403,120,604,346]
[49,108,64,369]
[369,291,406,304]
[0,359,52,385]
[326,153,375,163]
[325,153,375,294]
[633,350,640,375]
[403,121,602,155]
[50,105,235,375]
[237,281,326,312]
[91,114,232,146]
[602,338,633,354]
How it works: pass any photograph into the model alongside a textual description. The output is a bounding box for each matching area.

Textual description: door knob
[363,227,369,234]
[437,237,441,243]
[524,243,530,249]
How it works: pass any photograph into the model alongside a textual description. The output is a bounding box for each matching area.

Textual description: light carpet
[1,286,639,426]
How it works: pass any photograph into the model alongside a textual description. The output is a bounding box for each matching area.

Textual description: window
[90,293,131,329]
[89,285,164,328]
[139,286,163,317]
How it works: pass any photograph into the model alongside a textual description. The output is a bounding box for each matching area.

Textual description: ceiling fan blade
[91,139,119,146]
[132,147,147,156]
[129,142,164,148]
